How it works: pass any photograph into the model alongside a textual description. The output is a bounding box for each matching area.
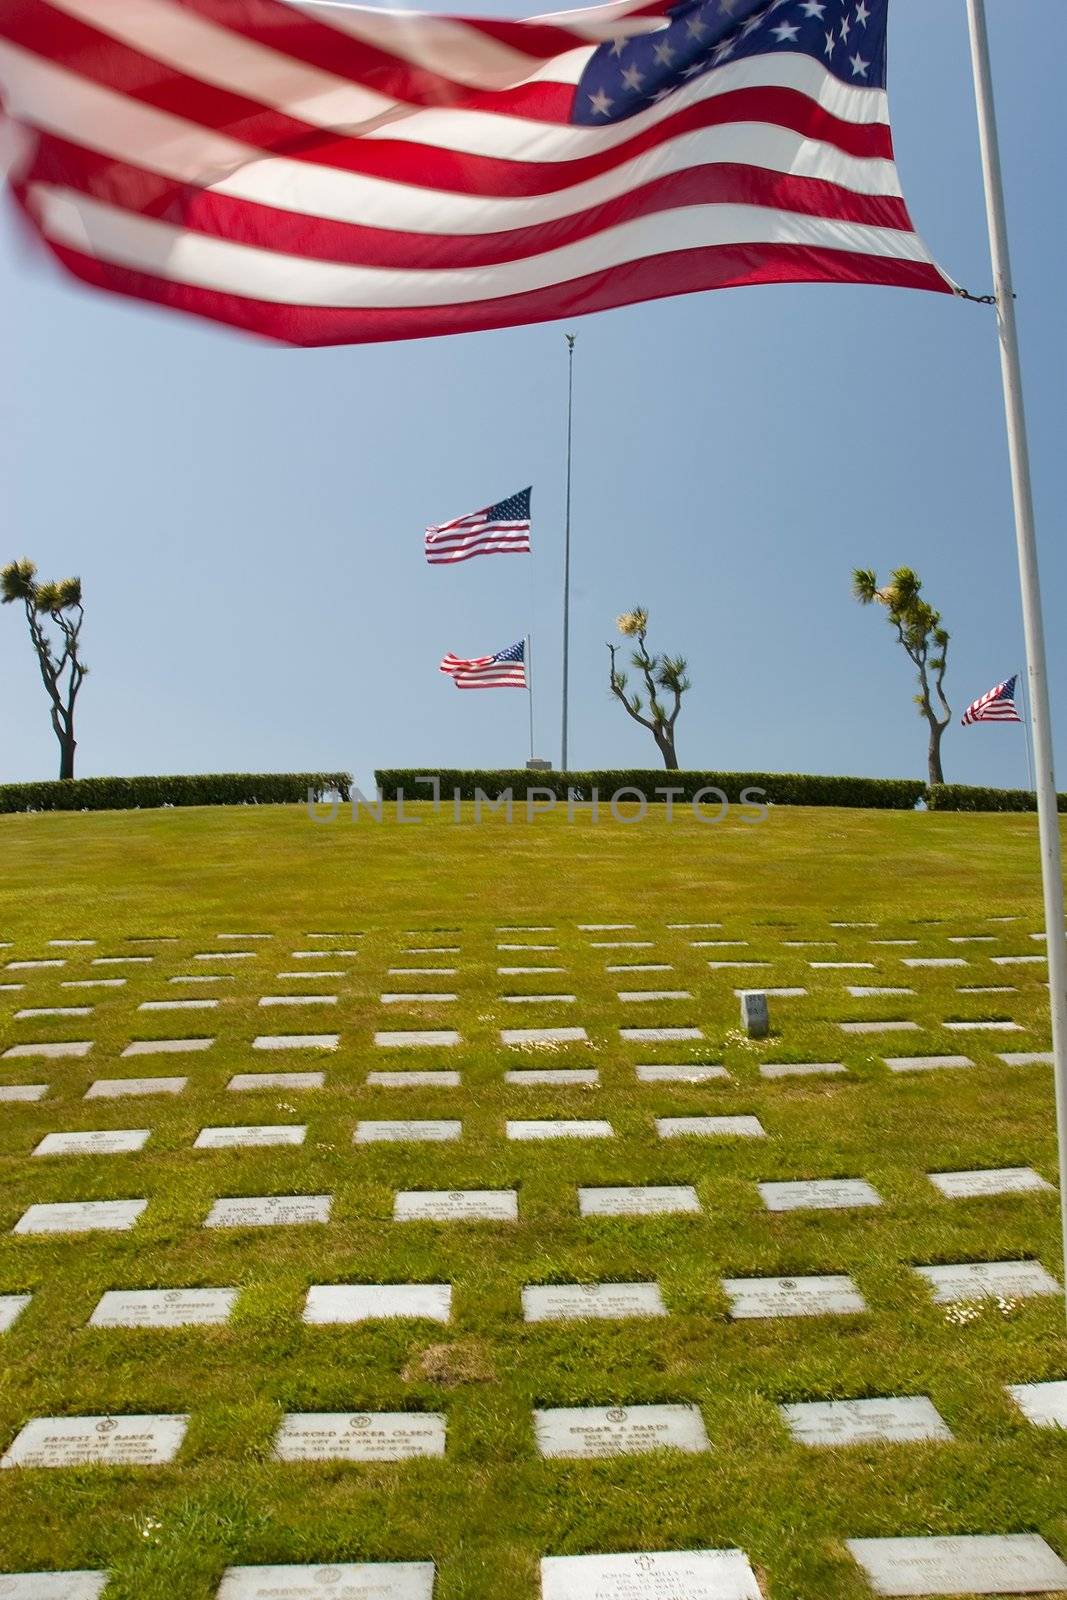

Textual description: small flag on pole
[961,675,1022,726]
[425,489,532,566]
[440,640,527,689]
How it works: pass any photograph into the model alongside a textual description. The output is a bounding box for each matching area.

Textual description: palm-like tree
[607,606,691,770]
[853,566,951,785]
[2,558,88,780]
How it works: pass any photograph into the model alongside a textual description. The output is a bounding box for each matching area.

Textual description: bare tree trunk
[656,732,678,770]
[927,718,945,787]
[59,731,76,780]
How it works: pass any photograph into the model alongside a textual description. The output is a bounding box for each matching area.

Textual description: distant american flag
[961,676,1022,726]
[440,639,527,689]
[0,0,953,345]
[426,489,532,565]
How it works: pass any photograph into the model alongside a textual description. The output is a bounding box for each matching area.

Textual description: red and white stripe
[439,650,526,687]
[426,514,530,564]
[0,0,952,345]
[961,678,1022,726]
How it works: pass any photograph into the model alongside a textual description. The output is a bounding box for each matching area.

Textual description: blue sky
[1,0,1063,792]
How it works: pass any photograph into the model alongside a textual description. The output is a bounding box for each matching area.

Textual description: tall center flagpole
[526,632,534,764]
[560,332,576,772]
[966,0,1067,1317]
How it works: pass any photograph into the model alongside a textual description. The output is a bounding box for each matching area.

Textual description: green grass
[0,801,1065,1599]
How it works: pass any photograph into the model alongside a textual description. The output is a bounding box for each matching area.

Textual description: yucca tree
[2,558,88,780]
[607,606,691,770]
[852,566,951,785]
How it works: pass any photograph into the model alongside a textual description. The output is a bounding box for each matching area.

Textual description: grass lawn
[0,800,1065,1599]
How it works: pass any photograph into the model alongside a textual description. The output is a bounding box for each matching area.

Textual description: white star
[855,0,870,22]
[712,36,736,60]
[823,27,834,55]
[609,36,626,56]
[772,21,800,41]
[621,62,646,90]
[588,87,613,115]
[652,37,676,64]
[742,10,767,36]
[800,0,825,16]
[685,13,708,38]
[681,59,705,77]
[849,50,869,76]
[839,12,851,40]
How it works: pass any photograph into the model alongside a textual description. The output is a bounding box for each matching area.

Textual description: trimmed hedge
[928,783,1066,813]
[0,772,351,814]
[373,768,928,810]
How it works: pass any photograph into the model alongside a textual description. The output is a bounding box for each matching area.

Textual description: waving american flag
[426,488,532,565]
[0,0,952,344]
[440,639,527,688]
[961,676,1022,727]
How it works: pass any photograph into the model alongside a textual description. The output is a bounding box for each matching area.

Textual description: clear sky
[1,0,1063,793]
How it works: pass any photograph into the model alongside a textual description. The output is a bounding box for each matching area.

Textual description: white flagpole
[560,332,576,771]
[1018,668,1035,796]
[966,0,1067,1317]
[526,632,534,763]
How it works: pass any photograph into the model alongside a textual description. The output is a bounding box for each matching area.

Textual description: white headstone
[943,1019,1022,1032]
[780,1395,951,1446]
[846,1534,1067,1596]
[139,999,219,1012]
[607,964,672,973]
[122,1038,213,1056]
[3,1042,92,1059]
[14,1199,146,1234]
[354,1121,461,1144]
[85,1077,187,1098]
[656,1116,765,1139]
[0,1084,48,1101]
[498,967,565,976]
[195,1126,307,1148]
[534,1403,709,1459]
[1006,1380,1067,1430]
[885,1056,973,1073]
[998,1052,1054,1066]
[500,1028,587,1045]
[928,1167,1053,1199]
[274,1412,446,1463]
[504,1069,599,1086]
[1,1413,188,1468]
[258,996,338,1008]
[635,1065,729,1083]
[0,1294,32,1332]
[375,1031,461,1048]
[521,1282,666,1322]
[381,993,459,1004]
[759,1179,881,1212]
[303,1284,451,1324]
[739,992,769,1039]
[759,1062,846,1079]
[501,994,576,1004]
[89,1287,237,1328]
[252,1035,338,1051]
[34,1129,150,1157]
[540,1549,760,1600]
[391,969,458,977]
[578,1187,700,1218]
[204,1195,331,1228]
[216,1564,436,1599]
[365,1072,461,1088]
[840,1021,919,1035]
[617,991,690,1003]
[619,1028,702,1043]
[394,1190,518,1222]
[902,957,967,968]
[847,987,914,998]
[811,962,874,970]
[0,1573,108,1597]
[506,1120,613,1140]
[722,1274,866,1319]
[228,1073,325,1092]
[15,1007,93,1020]
[914,1259,1060,1303]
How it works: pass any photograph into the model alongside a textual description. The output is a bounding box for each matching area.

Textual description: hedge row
[373,769,928,810]
[927,783,1067,814]
[0,772,352,813]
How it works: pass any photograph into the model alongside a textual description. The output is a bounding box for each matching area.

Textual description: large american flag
[440,638,527,687]
[0,0,952,345]
[426,487,532,564]
[961,675,1022,727]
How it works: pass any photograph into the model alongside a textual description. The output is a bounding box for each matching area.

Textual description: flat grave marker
[92,956,150,966]
[5,959,65,971]
[943,1019,1023,1032]
[366,1071,461,1088]
[228,1072,325,1092]
[522,1282,666,1322]
[620,1027,702,1043]
[275,971,344,981]
[810,961,874,970]
[90,1287,237,1328]
[303,1284,451,1324]
[617,990,690,1002]
[992,954,1044,965]
[847,987,914,998]
[540,1549,760,1600]
[355,1120,461,1144]
[376,1031,461,1048]
[846,1533,1067,1596]
[999,1052,1054,1066]
[86,1077,187,1098]
[736,987,807,998]
[196,1125,307,1149]
[759,1178,881,1212]
[501,994,576,1004]
[722,1274,866,1319]
[534,1403,709,1459]
[1007,1380,1067,1429]
[885,1055,973,1074]
[394,1190,518,1222]
[382,993,459,1004]
[779,1395,951,1446]
[914,1258,1060,1303]
[636,1064,729,1083]
[607,964,672,973]
[15,1007,92,1020]
[840,1021,919,1035]
[505,1069,598,1086]
[1,1413,188,1469]
[14,1199,146,1234]
[579,1186,700,1217]
[759,1062,847,1080]
[928,1167,1053,1199]
[501,1027,587,1045]
[0,1294,32,1332]
[273,1412,446,1463]
[657,1115,765,1139]
[48,939,96,947]
[507,1119,612,1140]
[0,1084,48,1101]
[259,996,338,1008]
[498,966,565,976]
[3,1042,91,1060]
[34,1129,150,1157]
[139,999,219,1012]
[216,1563,436,1598]
[0,1575,106,1598]
[391,968,458,977]
[252,1034,338,1051]
[204,1194,331,1228]
[122,1038,213,1056]
[739,991,768,1039]
[903,957,968,968]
